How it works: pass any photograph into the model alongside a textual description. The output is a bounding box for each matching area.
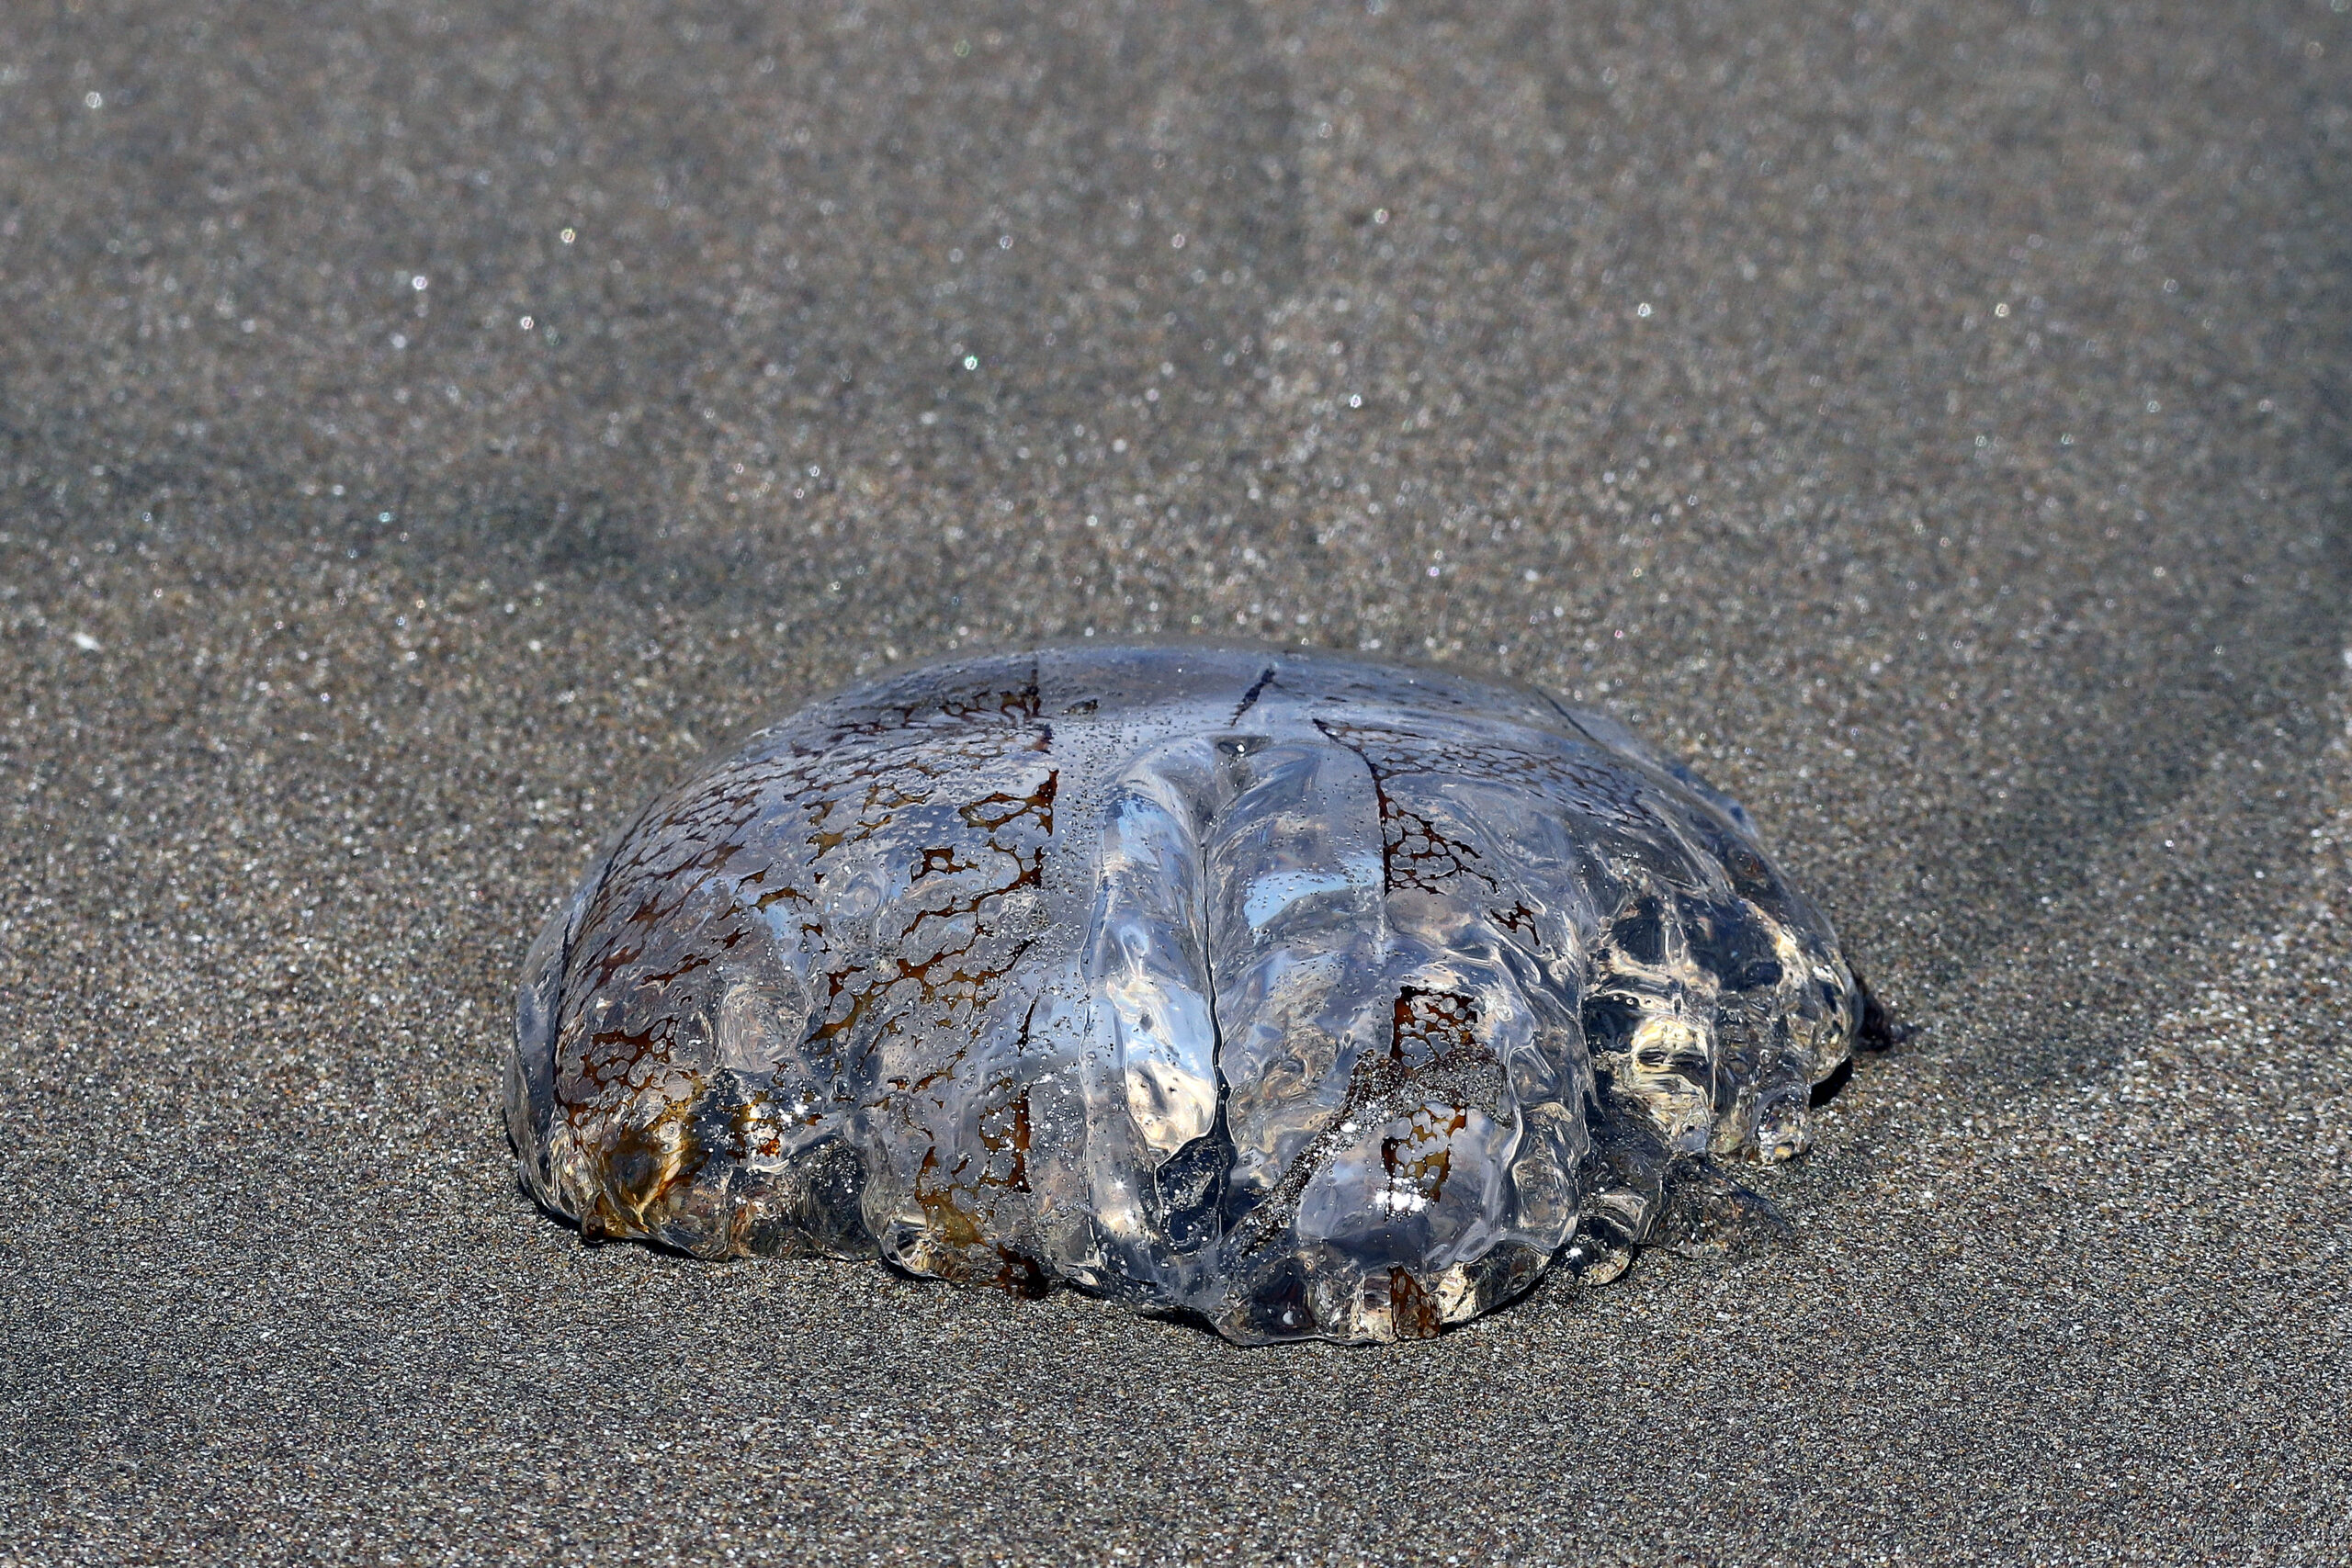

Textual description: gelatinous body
[506,644,1871,1343]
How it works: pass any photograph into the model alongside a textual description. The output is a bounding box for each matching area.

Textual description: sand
[2,0,2347,1562]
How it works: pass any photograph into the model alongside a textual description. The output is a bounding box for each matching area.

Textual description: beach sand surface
[2,2,2347,1561]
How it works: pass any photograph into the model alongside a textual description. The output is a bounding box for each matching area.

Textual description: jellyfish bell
[505,642,1881,1343]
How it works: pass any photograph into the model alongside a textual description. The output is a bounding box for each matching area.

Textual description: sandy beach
[3,1,2347,1561]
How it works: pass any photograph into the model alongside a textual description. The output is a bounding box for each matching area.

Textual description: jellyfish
[505,644,1887,1343]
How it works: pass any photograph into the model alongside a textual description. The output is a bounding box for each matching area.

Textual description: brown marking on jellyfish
[544,663,1069,1249]
[1382,1102,1472,1209]
[559,746,872,1118]
[992,1248,1050,1298]
[912,845,976,882]
[1235,988,1503,1254]
[1493,902,1542,943]
[1316,718,1581,953]
[959,773,1059,838]
[1316,715,1659,836]
[803,763,1057,1076]
[913,1145,987,1248]
[908,1089,1049,1296]
[591,1091,705,1235]
[1390,987,1479,1066]
[822,671,1041,740]
[769,740,1059,1284]
[737,1092,793,1162]
[1387,1267,1446,1340]
[1230,663,1279,724]
[978,1084,1035,1195]
[1381,801,1502,898]
[933,679,1043,727]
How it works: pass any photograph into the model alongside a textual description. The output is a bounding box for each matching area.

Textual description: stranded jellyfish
[506,644,1887,1343]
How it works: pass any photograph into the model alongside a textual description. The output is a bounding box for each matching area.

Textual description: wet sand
[3,1,2347,1561]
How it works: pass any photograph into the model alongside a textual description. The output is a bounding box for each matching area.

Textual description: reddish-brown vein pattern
[548,673,1057,1265]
